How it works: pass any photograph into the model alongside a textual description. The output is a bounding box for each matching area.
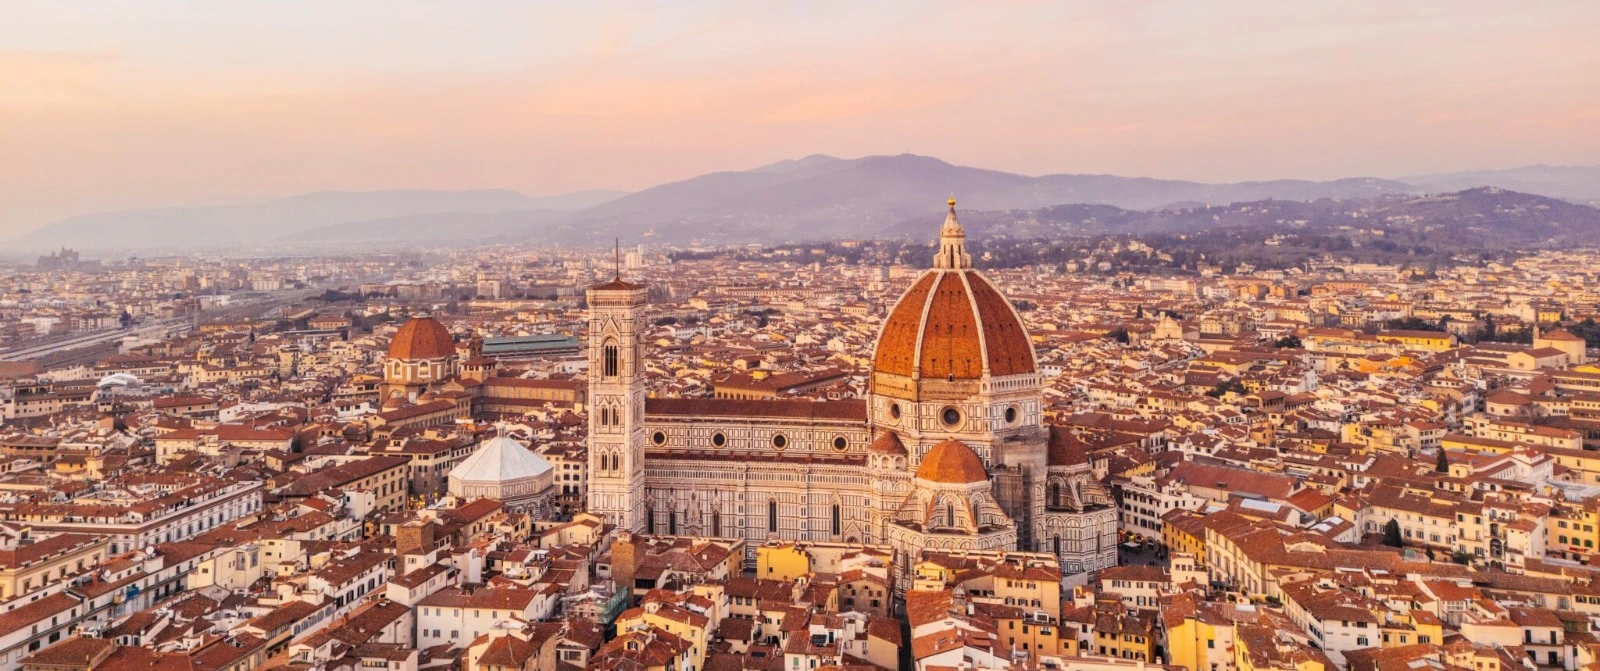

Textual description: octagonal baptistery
[869,199,1045,468]
[448,435,555,512]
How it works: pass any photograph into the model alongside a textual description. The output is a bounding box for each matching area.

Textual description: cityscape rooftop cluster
[2,203,1600,671]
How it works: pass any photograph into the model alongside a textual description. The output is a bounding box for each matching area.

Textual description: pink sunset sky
[2,1,1597,236]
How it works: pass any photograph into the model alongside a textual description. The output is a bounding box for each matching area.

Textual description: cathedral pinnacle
[933,197,972,270]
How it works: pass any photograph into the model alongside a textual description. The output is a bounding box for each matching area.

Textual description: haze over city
[8,5,1600,671]
[4,1,1598,239]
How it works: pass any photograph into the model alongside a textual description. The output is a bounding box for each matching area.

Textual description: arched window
[602,341,620,377]
[1049,482,1060,507]
[646,506,655,534]
[668,510,677,535]
[831,505,841,536]
[712,510,721,537]
[768,500,778,533]
[947,502,957,528]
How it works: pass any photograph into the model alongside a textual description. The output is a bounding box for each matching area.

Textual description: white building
[447,435,555,513]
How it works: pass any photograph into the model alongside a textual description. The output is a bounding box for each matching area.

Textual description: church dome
[388,315,455,360]
[868,431,908,455]
[872,200,1035,381]
[915,438,989,484]
[450,435,553,483]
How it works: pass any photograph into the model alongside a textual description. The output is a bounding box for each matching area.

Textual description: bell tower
[586,271,648,532]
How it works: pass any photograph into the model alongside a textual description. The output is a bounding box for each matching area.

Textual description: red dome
[915,439,989,484]
[387,316,455,360]
[873,270,1035,380]
[869,431,908,456]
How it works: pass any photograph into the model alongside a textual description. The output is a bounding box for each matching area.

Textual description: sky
[2,1,1598,236]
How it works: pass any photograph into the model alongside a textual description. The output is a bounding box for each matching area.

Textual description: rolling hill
[14,153,1599,251]
[14,188,625,250]
[514,154,1418,245]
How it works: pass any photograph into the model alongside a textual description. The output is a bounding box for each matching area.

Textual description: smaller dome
[1047,425,1091,467]
[388,315,454,360]
[915,439,988,485]
[868,431,908,456]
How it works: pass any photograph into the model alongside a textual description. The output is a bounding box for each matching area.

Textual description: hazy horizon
[4,1,1598,237]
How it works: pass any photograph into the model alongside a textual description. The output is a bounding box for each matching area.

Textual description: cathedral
[587,199,1118,583]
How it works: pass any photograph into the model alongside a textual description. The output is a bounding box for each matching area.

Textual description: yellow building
[914,551,1063,621]
[757,543,812,582]
[0,532,110,599]
[1380,610,1444,648]
[1091,606,1157,661]
[1161,509,1220,565]
[1235,623,1330,671]
[1548,499,1600,560]
[1164,595,1234,671]
[1544,446,1600,486]
[755,540,894,584]
[996,609,1070,659]
[1375,329,1457,352]
[614,601,710,671]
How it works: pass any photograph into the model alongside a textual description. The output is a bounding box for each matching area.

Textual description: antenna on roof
[613,238,621,280]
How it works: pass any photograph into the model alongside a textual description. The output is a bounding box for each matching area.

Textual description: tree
[1435,449,1449,474]
[1385,317,1444,332]
[1135,305,1145,319]
[1206,379,1248,398]
[1383,519,1403,548]
[1273,335,1303,349]
[1108,327,1131,344]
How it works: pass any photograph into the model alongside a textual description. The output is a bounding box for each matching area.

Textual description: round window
[772,434,787,449]
[942,407,962,427]
[711,432,727,448]
[833,436,848,451]
[890,403,902,420]
[651,431,667,446]
[1004,406,1019,424]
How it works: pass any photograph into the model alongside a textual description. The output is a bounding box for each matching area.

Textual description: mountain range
[12,154,1599,251]
[15,189,624,250]
[919,187,1600,249]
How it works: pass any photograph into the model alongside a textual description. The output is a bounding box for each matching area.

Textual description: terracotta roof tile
[387,316,454,360]
[915,439,987,484]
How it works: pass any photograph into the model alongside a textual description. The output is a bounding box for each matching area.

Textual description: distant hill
[17,152,1600,251]
[13,188,625,250]
[917,186,1600,248]
[514,154,1419,245]
[1402,165,1600,206]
